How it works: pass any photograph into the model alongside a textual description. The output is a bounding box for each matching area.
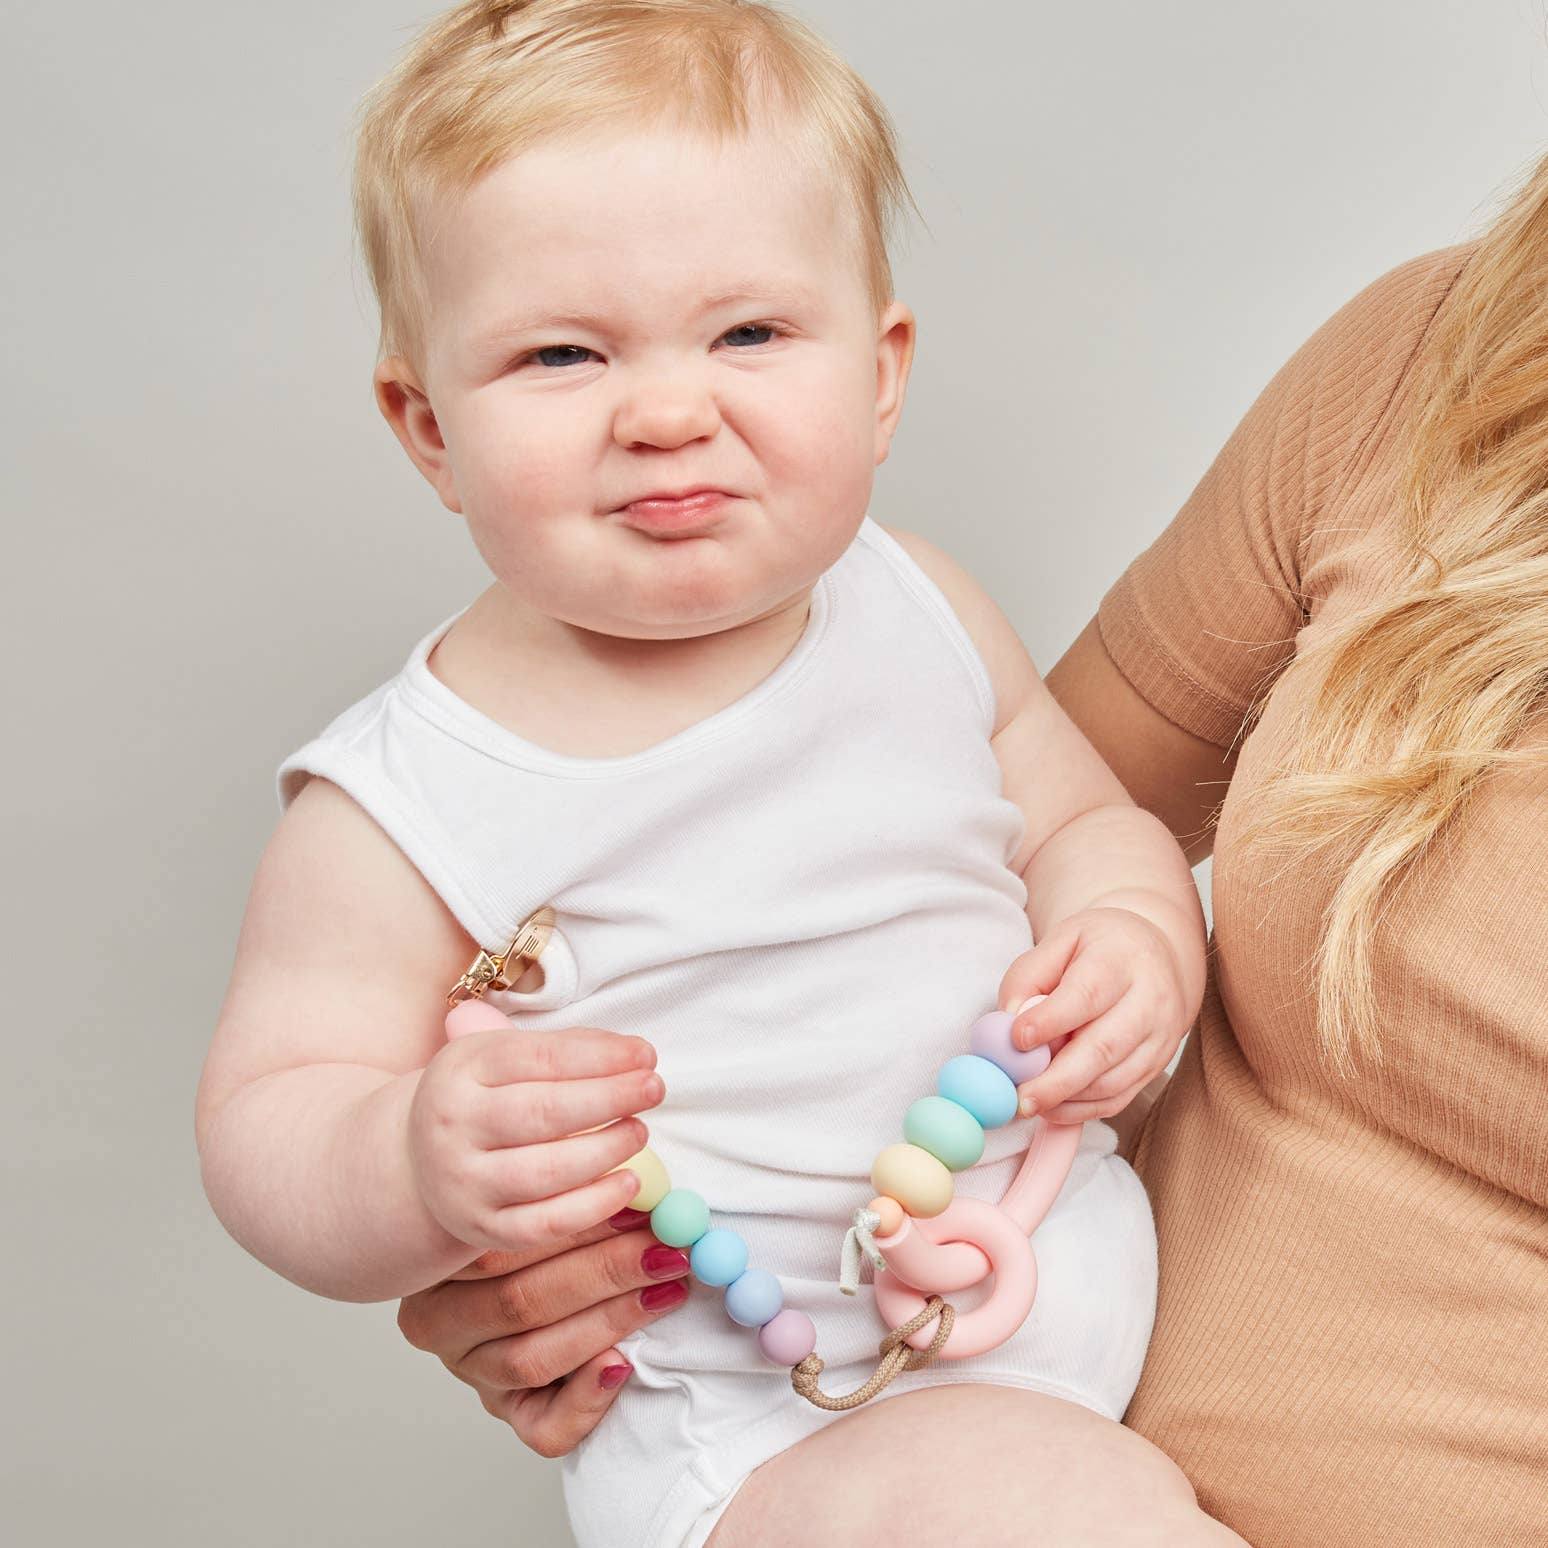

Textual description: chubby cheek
[451,409,593,568]
[756,366,877,520]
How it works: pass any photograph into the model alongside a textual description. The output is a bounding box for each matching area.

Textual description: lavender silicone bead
[724,1268,783,1328]
[968,1008,1051,1085]
[758,1308,817,1366]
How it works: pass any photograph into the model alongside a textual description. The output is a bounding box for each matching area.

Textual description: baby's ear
[373,356,463,514]
[873,301,916,466]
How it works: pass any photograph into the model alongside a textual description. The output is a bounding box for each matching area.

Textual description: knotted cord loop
[838,1206,888,1296]
[790,1295,955,1411]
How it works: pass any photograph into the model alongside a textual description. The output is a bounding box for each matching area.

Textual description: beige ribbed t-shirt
[1099,246,1547,1548]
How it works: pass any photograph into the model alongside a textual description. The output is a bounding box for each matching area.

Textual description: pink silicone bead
[758,1308,817,1366]
[968,997,1051,1085]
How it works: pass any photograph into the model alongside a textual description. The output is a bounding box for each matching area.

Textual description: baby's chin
[561,562,816,642]
[562,591,802,643]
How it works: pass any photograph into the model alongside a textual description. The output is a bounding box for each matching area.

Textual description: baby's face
[381,121,913,641]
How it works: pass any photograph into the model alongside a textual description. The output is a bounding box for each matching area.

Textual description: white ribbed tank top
[279,518,1154,1548]
[277,516,1048,1340]
[275,517,1077,1331]
[277,516,1065,1340]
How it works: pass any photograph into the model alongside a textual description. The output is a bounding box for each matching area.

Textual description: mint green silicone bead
[650,1189,711,1248]
[903,1094,986,1171]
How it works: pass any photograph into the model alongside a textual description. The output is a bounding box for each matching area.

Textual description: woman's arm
[1046,618,1237,865]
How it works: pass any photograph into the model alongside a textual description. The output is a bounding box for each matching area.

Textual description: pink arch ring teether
[871,1118,1083,1358]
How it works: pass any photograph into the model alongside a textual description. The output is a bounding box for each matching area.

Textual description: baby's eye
[717,323,779,348]
[529,344,597,369]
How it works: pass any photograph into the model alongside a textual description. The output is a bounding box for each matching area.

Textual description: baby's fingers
[998,927,1080,1016]
[1037,1092,1147,1126]
[1014,999,1145,1116]
[1034,1042,1160,1124]
[473,1067,665,1149]
[476,1164,645,1255]
[1010,950,1127,1052]
[440,1210,646,1284]
[481,1117,648,1208]
[471,1026,658,1086]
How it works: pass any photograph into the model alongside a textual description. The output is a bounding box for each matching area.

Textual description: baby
[197,3,1239,1545]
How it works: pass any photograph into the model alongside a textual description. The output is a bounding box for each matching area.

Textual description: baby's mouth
[617,489,734,538]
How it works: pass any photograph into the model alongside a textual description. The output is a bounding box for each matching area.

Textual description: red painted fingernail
[598,1362,633,1390]
[609,1208,652,1231]
[642,1245,690,1280]
[640,1280,689,1312]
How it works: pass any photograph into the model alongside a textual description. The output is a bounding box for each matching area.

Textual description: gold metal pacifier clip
[447,905,557,1006]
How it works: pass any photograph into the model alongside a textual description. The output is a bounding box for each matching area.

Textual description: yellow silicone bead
[871,1143,954,1219]
[609,1146,671,1212]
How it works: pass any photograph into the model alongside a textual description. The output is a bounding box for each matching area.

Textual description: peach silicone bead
[758,1308,817,1366]
[867,1195,904,1235]
[609,1146,671,1212]
[871,1143,954,1218]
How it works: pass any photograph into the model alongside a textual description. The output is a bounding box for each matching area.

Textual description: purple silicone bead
[968,1007,1051,1085]
[758,1308,817,1366]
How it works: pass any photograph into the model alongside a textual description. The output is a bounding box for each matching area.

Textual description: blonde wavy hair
[351,0,911,377]
[1242,151,1548,1070]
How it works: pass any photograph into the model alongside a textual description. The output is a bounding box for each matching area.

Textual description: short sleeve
[1097,247,1470,748]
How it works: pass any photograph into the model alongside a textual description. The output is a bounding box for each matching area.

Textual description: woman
[393,154,1548,1545]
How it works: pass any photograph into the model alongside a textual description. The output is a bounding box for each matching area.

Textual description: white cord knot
[838,1206,888,1296]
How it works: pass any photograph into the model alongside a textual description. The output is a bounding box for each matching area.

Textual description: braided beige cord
[790,1296,956,1411]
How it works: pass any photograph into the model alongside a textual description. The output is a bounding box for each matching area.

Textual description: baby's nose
[612,372,721,450]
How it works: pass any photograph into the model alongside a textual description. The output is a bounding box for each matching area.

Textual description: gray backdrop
[7,2,1545,1543]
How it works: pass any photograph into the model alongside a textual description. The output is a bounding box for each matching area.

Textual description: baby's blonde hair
[352,0,912,376]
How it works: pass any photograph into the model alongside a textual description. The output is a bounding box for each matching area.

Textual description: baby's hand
[407,1026,665,1254]
[996,907,1191,1125]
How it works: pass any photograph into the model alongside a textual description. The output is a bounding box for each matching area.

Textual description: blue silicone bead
[724,1268,784,1328]
[650,1189,711,1248]
[937,1054,1019,1130]
[690,1229,750,1287]
[903,1094,986,1171]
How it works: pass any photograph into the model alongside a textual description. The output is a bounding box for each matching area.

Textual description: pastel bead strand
[619,1160,818,1369]
[607,992,1052,1369]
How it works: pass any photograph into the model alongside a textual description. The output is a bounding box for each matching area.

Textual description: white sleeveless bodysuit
[277,518,1157,1548]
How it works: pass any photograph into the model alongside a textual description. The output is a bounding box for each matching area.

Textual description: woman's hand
[998,906,1193,1124]
[397,1207,691,1458]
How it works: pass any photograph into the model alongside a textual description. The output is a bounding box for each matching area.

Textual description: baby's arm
[885,528,1206,1119]
[195,777,658,1302]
